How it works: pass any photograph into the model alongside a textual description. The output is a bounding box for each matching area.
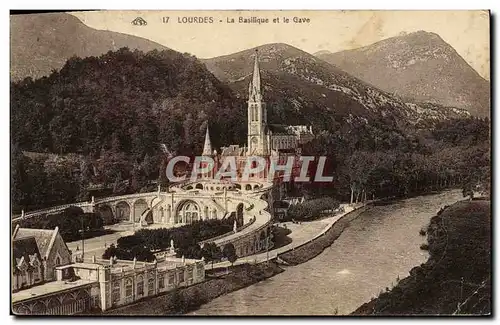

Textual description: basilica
[199,50,314,181]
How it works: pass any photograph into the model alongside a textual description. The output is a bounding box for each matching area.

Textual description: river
[189,189,463,315]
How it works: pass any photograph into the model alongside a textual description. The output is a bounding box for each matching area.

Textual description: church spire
[249,49,261,102]
[202,124,212,156]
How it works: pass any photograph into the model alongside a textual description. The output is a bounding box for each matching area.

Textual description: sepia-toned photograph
[10,10,491,316]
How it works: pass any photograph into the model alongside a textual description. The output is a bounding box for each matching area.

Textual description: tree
[222,243,237,267]
[462,182,474,201]
[102,244,118,260]
[117,235,145,250]
[11,142,28,212]
[201,242,221,269]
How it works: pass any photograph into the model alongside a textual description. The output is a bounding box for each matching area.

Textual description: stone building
[60,253,205,311]
[270,125,314,152]
[12,226,72,291]
[13,251,205,314]
[211,51,311,183]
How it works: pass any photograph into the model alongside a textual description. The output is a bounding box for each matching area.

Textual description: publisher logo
[131,17,148,26]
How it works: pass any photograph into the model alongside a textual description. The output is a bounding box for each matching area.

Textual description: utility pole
[266,211,270,264]
[81,214,85,262]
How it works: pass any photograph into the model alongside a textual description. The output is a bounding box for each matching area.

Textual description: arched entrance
[236,203,244,227]
[259,231,266,250]
[133,199,148,223]
[98,205,114,225]
[156,206,165,223]
[195,183,203,190]
[245,184,252,191]
[176,200,200,224]
[115,201,130,222]
[143,210,153,225]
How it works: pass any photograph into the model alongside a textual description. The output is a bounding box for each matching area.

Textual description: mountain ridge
[315,31,490,117]
[10,13,169,81]
[202,42,470,130]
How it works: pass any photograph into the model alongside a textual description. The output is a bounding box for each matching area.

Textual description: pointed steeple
[249,49,261,102]
[202,124,212,156]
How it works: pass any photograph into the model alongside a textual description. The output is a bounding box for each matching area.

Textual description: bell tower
[247,49,269,156]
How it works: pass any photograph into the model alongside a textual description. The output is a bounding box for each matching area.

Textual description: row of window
[272,138,297,149]
[110,265,203,305]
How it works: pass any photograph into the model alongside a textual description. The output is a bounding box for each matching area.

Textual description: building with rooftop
[12,226,72,292]
[12,246,205,314]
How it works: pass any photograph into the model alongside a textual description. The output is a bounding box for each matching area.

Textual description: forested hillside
[11,48,246,211]
[11,47,245,156]
[10,47,490,213]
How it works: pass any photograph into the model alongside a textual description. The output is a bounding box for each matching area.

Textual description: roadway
[209,204,356,268]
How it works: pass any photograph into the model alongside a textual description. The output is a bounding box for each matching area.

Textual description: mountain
[315,31,490,117]
[202,43,470,132]
[10,13,169,81]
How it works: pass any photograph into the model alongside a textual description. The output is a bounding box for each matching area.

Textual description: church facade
[197,50,315,183]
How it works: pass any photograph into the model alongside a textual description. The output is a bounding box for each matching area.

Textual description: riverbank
[352,199,491,315]
[279,205,369,265]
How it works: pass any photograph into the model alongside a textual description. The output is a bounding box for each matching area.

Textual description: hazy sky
[72,10,490,80]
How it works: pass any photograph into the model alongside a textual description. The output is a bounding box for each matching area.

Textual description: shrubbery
[102,218,235,261]
[102,243,155,262]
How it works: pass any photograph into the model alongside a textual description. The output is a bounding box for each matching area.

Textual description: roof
[268,124,292,134]
[58,263,101,270]
[221,145,245,156]
[12,279,96,303]
[13,237,41,260]
[13,227,59,259]
[13,237,41,269]
[273,201,290,209]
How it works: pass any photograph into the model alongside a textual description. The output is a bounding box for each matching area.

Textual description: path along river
[189,189,463,315]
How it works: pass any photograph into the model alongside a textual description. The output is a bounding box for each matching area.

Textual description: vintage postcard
[10,10,491,316]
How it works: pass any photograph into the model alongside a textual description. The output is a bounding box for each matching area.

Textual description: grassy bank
[102,262,283,315]
[279,206,368,265]
[352,200,491,315]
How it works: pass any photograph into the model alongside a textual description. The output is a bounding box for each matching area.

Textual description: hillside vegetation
[11,48,245,211]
